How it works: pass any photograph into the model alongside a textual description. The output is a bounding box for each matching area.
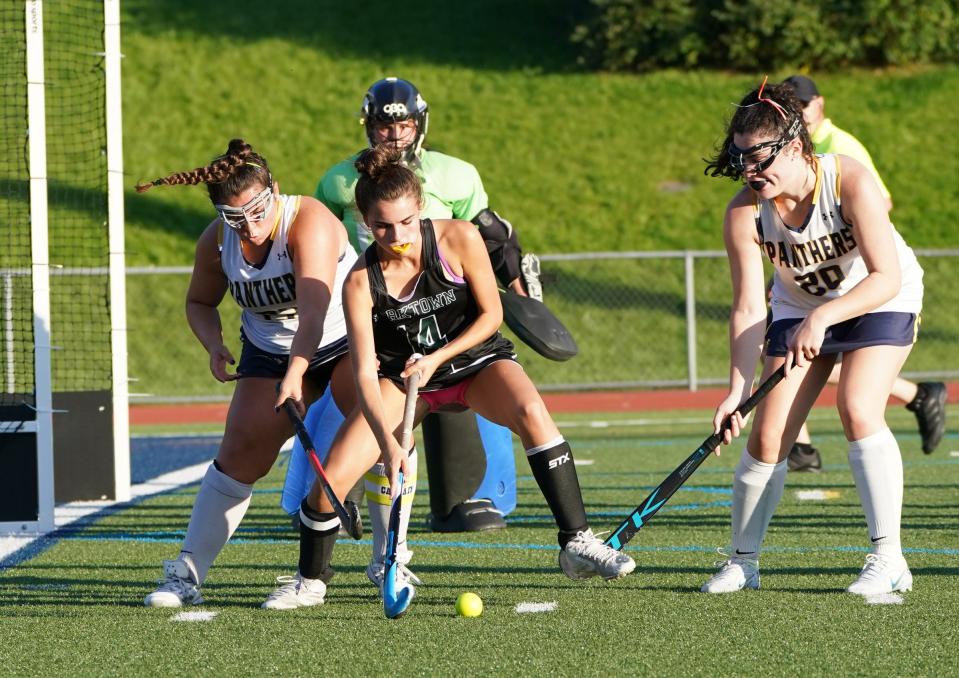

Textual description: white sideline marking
[949,451,959,457]
[574,459,594,466]
[0,461,211,563]
[864,593,904,605]
[555,412,844,430]
[514,601,558,614]
[171,611,219,622]
[795,490,840,501]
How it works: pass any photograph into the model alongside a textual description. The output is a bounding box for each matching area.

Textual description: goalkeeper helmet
[360,77,429,162]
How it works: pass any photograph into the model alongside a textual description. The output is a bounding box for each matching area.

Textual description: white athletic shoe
[261,572,327,610]
[701,557,760,594]
[846,554,913,595]
[144,557,204,608]
[559,529,636,580]
[366,561,422,600]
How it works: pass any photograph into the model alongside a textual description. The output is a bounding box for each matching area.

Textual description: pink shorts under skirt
[418,375,476,413]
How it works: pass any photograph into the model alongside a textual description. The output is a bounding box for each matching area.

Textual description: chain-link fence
[106,250,959,402]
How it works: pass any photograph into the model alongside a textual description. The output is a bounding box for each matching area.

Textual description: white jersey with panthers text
[220,194,356,353]
[760,154,923,321]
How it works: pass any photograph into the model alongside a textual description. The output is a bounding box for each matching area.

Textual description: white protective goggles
[214,184,274,230]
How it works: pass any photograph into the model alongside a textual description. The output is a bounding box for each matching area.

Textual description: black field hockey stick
[605,365,787,551]
[384,360,421,619]
[281,398,362,540]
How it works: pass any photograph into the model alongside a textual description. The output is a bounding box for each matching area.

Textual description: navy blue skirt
[766,312,918,357]
[237,331,348,390]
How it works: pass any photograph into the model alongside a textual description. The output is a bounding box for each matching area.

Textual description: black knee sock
[298,500,339,583]
[526,439,588,547]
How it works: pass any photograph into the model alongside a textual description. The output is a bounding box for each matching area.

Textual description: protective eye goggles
[213,184,274,230]
[728,117,803,174]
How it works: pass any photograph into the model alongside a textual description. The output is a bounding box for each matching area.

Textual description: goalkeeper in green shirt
[781,75,947,471]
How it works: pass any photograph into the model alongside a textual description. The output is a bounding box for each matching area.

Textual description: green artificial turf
[3,407,957,676]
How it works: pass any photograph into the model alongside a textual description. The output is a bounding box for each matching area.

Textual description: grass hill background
[116,0,959,397]
[122,0,959,261]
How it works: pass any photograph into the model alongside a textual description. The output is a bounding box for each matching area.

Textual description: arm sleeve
[314,175,344,219]
[449,161,489,221]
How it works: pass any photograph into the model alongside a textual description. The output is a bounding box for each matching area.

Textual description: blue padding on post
[472,414,517,516]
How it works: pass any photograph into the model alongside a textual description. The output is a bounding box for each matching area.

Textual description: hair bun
[226,138,253,160]
[355,145,404,180]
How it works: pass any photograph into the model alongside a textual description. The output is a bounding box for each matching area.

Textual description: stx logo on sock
[548,452,571,470]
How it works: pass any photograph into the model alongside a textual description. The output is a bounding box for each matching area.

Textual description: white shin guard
[366,448,418,567]
[848,427,904,559]
[180,463,254,584]
[730,448,787,559]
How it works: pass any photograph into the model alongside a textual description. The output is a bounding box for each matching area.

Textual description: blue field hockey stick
[384,362,421,619]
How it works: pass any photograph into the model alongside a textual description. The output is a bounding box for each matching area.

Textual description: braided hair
[136,138,271,203]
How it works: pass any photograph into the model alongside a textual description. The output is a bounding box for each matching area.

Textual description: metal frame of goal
[1,0,128,535]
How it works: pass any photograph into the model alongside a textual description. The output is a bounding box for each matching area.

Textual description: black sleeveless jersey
[365,219,515,391]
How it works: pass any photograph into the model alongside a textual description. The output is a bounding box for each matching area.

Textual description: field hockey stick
[605,364,787,551]
[281,398,362,540]
[384,357,421,619]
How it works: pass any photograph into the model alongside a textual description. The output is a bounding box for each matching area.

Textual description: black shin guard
[526,440,588,547]
[298,500,338,583]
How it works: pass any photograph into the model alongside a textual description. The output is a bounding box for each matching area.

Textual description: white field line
[573,459,594,466]
[171,611,219,622]
[950,451,959,458]
[795,490,840,501]
[864,593,904,605]
[514,601,558,614]
[555,412,845,429]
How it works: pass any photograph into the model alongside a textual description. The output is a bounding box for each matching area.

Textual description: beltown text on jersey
[384,289,458,321]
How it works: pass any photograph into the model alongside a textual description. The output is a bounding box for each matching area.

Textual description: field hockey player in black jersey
[263,145,635,611]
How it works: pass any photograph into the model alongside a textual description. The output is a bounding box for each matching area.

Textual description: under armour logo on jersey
[276,250,289,261]
[548,452,571,470]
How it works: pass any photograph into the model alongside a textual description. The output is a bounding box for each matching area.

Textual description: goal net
[1,0,128,535]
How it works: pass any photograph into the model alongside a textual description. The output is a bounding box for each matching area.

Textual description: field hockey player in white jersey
[701,79,923,596]
[136,139,357,607]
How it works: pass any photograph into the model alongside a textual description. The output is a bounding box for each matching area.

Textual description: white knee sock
[731,448,788,560]
[848,427,904,560]
[366,448,418,567]
[180,463,253,584]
